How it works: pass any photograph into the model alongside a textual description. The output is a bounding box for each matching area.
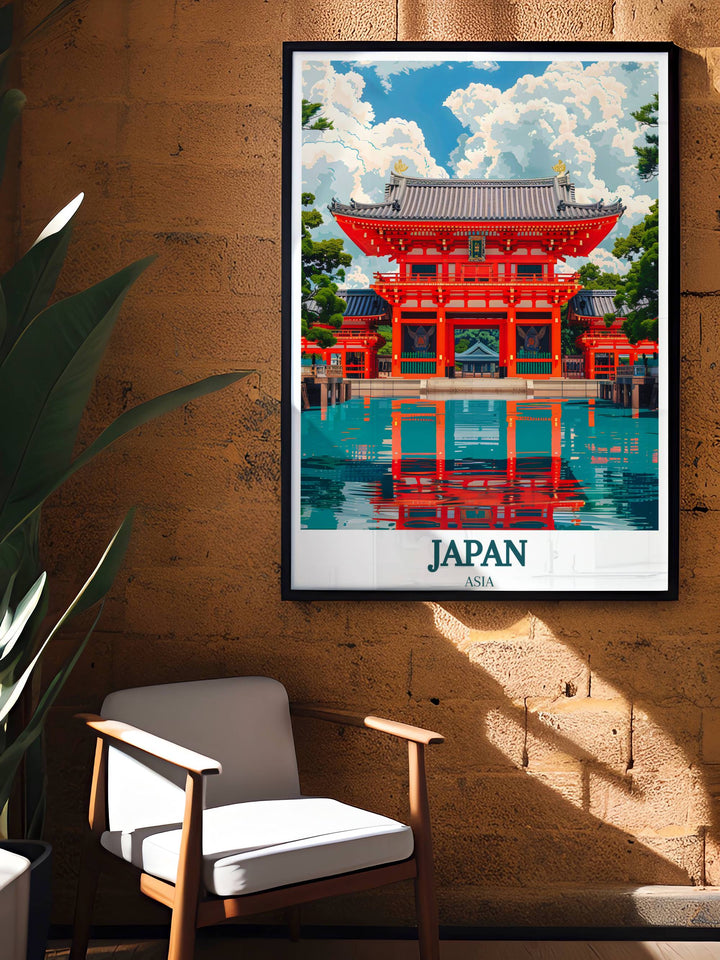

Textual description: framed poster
[281,42,678,600]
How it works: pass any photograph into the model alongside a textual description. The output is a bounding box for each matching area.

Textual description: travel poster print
[282,43,678,599]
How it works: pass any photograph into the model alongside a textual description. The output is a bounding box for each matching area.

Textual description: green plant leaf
[0,4,13,56]
[0,510,133,726]
[0,571,45,659]
[0,371,253,546]
[0,602,104,818]
[19,0,85,46]
[0,87,25,184]
[0,575,46,689]
[24,733,45,841]
[0,256,155,512]
[0,195,81,361]
[0,563,17,634]
[0,283,7,354]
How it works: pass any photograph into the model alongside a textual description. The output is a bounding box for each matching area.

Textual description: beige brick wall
[16,0,720,928]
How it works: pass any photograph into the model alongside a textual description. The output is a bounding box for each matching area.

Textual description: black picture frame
[282,41,679,601]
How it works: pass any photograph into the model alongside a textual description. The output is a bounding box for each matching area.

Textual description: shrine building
[300,288,388,378]
[329,167,625,380]
[567,288,658,380]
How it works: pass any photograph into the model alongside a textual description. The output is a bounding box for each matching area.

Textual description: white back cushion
[102,677,300,832]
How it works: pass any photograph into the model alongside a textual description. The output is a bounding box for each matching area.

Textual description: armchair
[70,677,443,960]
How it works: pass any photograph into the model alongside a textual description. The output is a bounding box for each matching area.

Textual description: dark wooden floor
[46,940,720,959]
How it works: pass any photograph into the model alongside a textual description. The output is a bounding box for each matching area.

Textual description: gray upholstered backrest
[101,677,300,831]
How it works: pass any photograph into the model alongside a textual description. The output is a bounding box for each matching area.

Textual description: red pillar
[499,317,508,374]
[551,305,562,378]
[507,306,517,378]
[391,400,402,480]
[435,402,446,481]
[506,401,517,484]
[435,305,446,378]
[391,304,402,378]
[587,345,596,380]
[550,402,562,487]
[445,314,455,377]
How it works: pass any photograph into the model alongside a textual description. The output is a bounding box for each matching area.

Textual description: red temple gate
[329,168,625,380]
[567,288,658,380]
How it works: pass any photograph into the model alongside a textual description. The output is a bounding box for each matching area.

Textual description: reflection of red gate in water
[377,399,585,530]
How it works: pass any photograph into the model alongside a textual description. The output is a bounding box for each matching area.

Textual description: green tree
[301,193,351,348]
[302,99,333,131]
[576,262,624,291]
[603,94,659,343]
[612,200,659,343]
[561,265,624,355]
[632,93,658,181]
[300,97,350,350]
[377,325,392,355]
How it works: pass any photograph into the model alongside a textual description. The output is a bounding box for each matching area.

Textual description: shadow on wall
[416,601,717,922]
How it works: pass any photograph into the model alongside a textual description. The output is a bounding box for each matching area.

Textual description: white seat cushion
[100,797,414,897]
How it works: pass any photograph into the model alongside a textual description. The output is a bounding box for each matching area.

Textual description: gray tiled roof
[569,289,630,318]
[338,288,390,318]
[455,340,500,362]
[329,172,625,223]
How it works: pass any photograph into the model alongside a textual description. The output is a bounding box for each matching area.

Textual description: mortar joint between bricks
[587,652,592,698]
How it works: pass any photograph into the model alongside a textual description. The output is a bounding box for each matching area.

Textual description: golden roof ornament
[552,159,567,176]
[394,159,409,174]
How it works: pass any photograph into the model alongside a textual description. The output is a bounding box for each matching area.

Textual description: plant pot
[0,841,52,960]
[0,846,30,960]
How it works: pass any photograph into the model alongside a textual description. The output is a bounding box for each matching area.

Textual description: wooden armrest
[76,713,223,777]
[290,704,443,745]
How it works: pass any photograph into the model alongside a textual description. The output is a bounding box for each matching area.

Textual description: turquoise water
[300,397,659,531]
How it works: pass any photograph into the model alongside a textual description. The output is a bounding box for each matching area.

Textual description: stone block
[525,696,631,775]
[612,0,720,44]
[20,39,128,103]
[632,704,702,770]
[119,102,281,168]
[128,42,281,107]
[590,767,693,834]
[398,0,612,42]
[466,634,589,701]
[118,230,230,296]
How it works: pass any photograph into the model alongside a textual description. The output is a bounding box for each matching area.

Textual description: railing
[516,351,553,375]
[301,363,344,378]
[401,351,436,375]
[562,357,585,379]
[457,368,499,378]
[333,328,379,341]
[374,271,580,288]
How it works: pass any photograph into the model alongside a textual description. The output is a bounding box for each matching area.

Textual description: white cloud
[565,246,631,276]
[473,60,500,72]
[366,60,447,92]
[302,61,448,281]
[343,264,371,288]
[301,59,659,281]
[443,59,659,259]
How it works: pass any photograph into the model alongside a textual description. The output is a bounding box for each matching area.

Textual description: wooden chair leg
[167,772,203,960]
[167,903,198,960]
[414,866,440,960]
[69,837,103,960]
[408,742,440,960]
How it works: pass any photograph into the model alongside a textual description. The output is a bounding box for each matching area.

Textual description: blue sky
[344,60,550,168]
[301,56,660,286]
